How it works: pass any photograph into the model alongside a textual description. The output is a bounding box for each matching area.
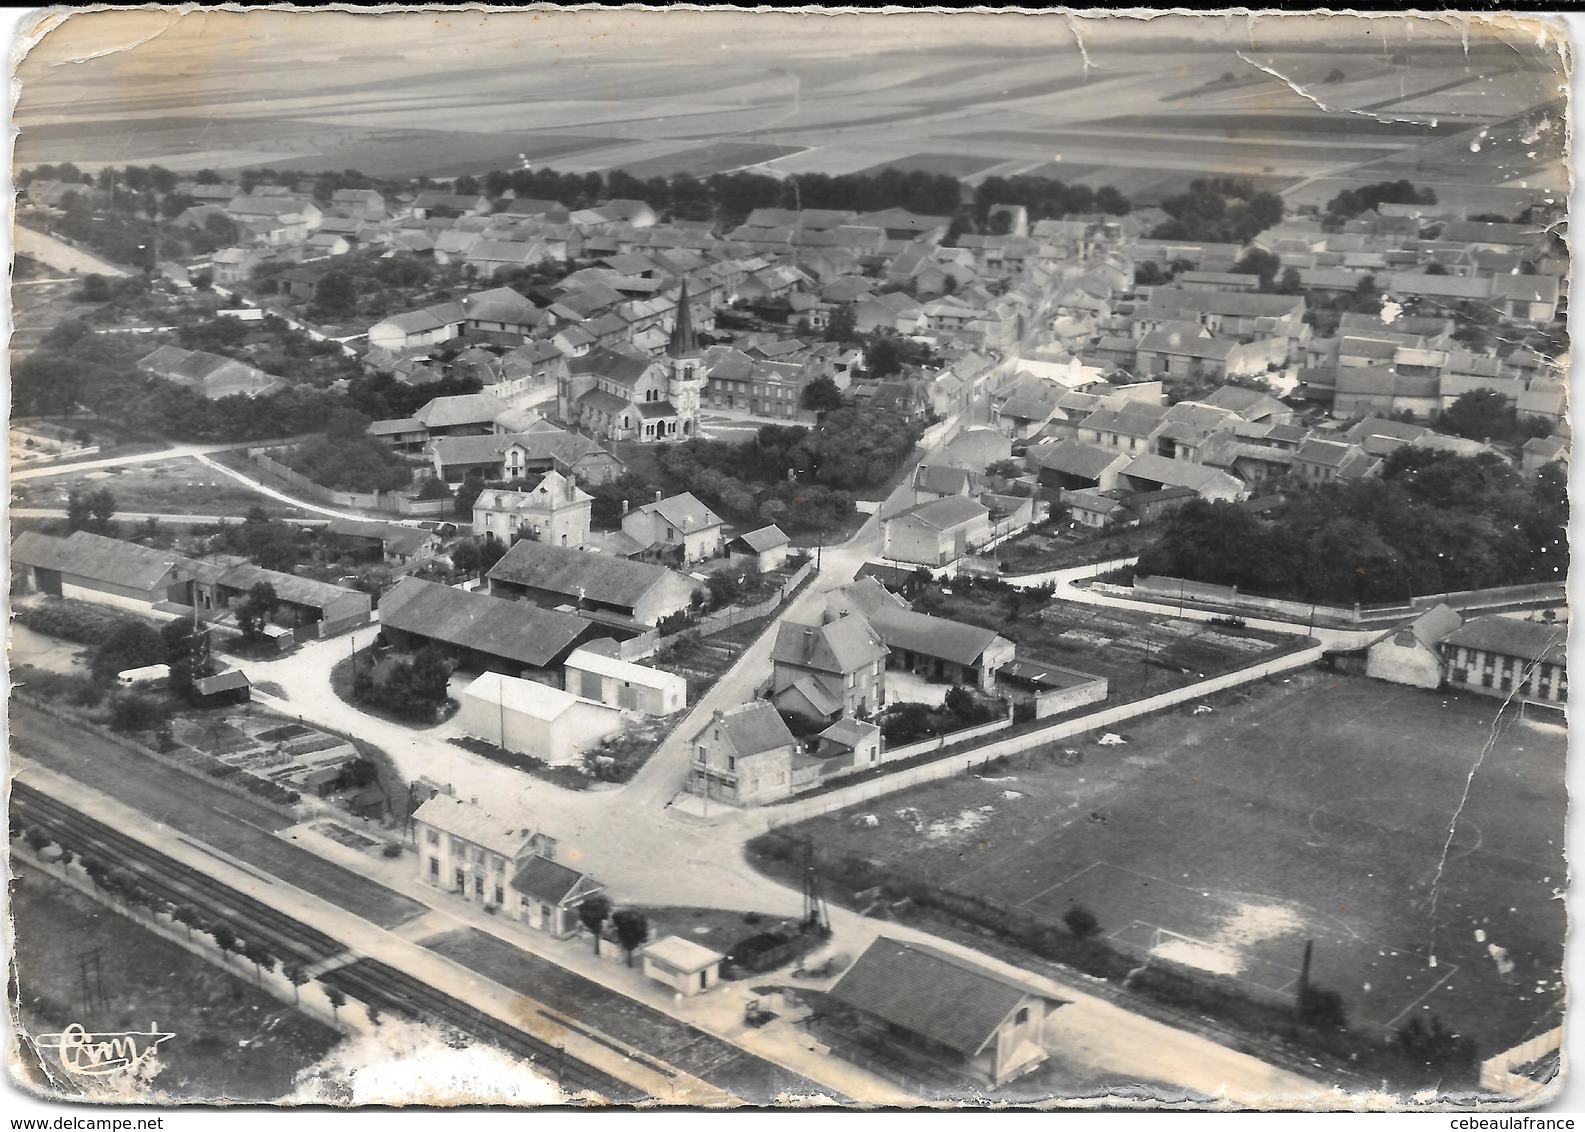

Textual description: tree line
[1136,450,1567,606]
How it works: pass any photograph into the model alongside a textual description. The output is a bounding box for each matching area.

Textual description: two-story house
[473,470,593,549]
[689,701,801,807]
[770,612,890,724]
[621,492,725,566]
[412,793,557,909]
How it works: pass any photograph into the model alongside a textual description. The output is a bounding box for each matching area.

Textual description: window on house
[1015,1007,1030,1025]
[494,884,504,905]
[429,857,439,878]
[426,829,439,845]
[727,756,737,771]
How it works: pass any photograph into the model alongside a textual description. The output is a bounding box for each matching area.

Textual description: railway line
[11,782,648,1102]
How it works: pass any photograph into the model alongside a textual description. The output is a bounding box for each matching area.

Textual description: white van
[116,663,171,689]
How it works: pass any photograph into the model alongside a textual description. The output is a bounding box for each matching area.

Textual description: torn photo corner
[4,2,1573,1114]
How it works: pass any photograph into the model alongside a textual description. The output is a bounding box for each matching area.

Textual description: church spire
[667,279,698,358]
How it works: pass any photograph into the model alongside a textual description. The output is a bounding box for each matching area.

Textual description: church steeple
[667,280,698,359]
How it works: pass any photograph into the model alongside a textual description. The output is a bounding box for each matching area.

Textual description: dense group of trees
[280,432,414,494]
[202,507,316,573]
[353,645,452,721]
[1136,452,1567,605]
[655,409,923,532]
[1440,390,1552,445]
[1151,177,1285,245]
[972,175,1131,229]
[1323,179,1437,227]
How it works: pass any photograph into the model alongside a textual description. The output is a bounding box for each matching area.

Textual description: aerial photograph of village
[4,6,1573,1115]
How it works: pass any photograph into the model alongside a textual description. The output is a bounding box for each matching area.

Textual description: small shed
[563,648,687,716]
[726,525,791,572]
[193,669,252,707]
[301,766,343,798]
[641,936,724,997]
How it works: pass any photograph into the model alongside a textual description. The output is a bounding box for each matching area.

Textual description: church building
[558,282,705,443]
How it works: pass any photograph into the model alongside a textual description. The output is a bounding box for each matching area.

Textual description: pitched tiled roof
[12,530,186,591]
[1442,616,1566,666]
[1030,440,1125,479]
[488,542,689,609]
[379,576,590,668]
[731,525,789,553]
[414,392,513,429]
[890,495,989,531]
[510,854,594,904]
[831,938,1066,1057]
[701,700,797,758]
[772,613,888,677]
[640,492,721,534]
[866,605,1003,668]
[412,794,536,858]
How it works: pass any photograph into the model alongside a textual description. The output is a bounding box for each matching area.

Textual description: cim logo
[35,1024,176,1077]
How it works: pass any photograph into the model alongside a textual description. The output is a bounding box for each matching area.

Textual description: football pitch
[790,672,1566,1055]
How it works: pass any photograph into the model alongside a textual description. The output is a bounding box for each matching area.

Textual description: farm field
[767,673,1566,1057]
[20,12,1560,189]
[13,456,313,521]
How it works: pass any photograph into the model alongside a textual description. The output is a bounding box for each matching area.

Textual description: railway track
[12,782,646,1102]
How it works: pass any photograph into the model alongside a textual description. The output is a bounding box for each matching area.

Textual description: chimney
[621,499,629,515]
[655,490,663,503]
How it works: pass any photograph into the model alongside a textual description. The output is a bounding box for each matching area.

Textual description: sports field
[779,672,1565,1056]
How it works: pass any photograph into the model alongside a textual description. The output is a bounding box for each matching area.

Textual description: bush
[1062,905,1102,940]
[15,599,138,645]
[107,692,169,733]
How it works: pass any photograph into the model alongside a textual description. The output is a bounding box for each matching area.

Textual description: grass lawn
[758,672,1566,1057]
[11,867,343,1102]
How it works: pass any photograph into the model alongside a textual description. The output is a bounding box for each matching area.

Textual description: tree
[451,537,507,578]
[210,922,238,956]
[1396,1014,1478,1086]
[108,692,169,734]
[235,581,280,642]
[800,375,845,414]
[67,487,117,535]
[1063,905,1102,940]
[578,894,613,954]
[611,909,650,967]
[311,271,358,319]
[1325,67,1346,83]
[79,274,112,302]
[1134,261,1167,287]
[1231,248,1281,291]
[324,985,346,1020]
[89,620,168,685]
[1442,390,1517,441]
[822,304,857,344]
[283,963,309,1004]
[242,939,275,985]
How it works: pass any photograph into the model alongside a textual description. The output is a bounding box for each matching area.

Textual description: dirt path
[14,225,132,277]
